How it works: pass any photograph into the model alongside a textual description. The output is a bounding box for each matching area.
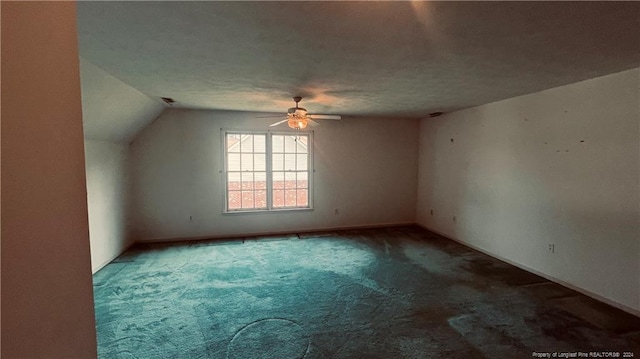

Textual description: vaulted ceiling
[77,1,640,119]
[80,58,165,143]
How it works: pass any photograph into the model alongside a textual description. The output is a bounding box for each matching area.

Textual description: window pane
[254,135,266,153]
[273,189,284,207]
[297,136,308,153]
[240,135,254,152]
[227,134,241,152]
[297,172,308,188]
[255,190,267,208]
[241,191,254,208]
[284,189,297,207]
[285,172,297,189]
[272,153,284,171]
[241,153,254,171]
[284,136,300,153]
[228,172,241,190]
[255,172,267,189]
[228,153,240,171]
[284,154,296,171]
[272,135,284,153]
[273,172,284,189]
[296,154,307,170]
[296,189,308,207]
[228,191,241,209]
[254,153,266,171]
[241,172,254,190]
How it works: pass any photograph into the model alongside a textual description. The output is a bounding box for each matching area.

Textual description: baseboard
[137,222,417,243]
[416,223,640,319]
[91,240,135,274]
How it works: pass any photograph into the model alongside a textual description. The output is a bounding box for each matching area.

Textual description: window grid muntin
[226,133,268,211]
[271,134,309,209]
[224,131,311,212]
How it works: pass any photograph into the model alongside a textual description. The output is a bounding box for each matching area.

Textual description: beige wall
[1,2,97,358]
[130,109,419,240]
[416,68,640,315]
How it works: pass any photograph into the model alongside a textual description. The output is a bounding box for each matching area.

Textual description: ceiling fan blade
[309,114,341,120]
[257,115,285,118]
[269,119,287,127]
[307,119,320,127]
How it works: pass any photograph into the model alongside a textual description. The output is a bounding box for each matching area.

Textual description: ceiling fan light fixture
[269,96,340,129]
[287,113,308,129]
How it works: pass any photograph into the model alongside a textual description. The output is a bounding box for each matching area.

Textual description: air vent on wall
[161,97,175,105]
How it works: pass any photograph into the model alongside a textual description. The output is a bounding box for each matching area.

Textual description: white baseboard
[416,223,640,319]
[136,222,416,243]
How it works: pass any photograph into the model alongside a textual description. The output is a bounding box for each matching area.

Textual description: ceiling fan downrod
[293,96,302,108]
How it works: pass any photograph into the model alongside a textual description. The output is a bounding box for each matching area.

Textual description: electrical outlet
[189,216,193,222]
[548,244,555,253]
[453,216,457,222]
[334,208,339,215]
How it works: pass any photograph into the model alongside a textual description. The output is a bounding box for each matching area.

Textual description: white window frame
[222,129,314,213]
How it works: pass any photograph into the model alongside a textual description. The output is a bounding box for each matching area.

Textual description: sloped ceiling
[77,1,640,119]
[80,58,165,143]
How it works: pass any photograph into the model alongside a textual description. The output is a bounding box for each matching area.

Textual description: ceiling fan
[263,97,341,130]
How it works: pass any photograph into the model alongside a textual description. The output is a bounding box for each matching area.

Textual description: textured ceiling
[76,1,640,119]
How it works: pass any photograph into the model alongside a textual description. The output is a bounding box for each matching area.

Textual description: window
[224,131,312,212]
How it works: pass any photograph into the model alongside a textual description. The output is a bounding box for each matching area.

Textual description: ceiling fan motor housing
[288,107,308,116]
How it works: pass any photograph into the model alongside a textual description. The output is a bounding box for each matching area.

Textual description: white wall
[130,109,419,240]
[85,140,132,273]
[79,57,165,273]
[1,2,97,357]
[416,68,640,314]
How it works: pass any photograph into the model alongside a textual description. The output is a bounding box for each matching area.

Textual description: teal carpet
[93,226,640,358]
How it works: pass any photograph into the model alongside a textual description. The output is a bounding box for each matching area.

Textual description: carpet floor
[93,226,640,358]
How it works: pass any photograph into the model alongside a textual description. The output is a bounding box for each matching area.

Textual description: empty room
[2,1,639,358]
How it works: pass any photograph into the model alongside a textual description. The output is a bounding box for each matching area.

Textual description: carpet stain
[227,318,309,359]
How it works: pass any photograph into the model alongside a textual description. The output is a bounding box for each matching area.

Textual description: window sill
[223,208,314,215]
